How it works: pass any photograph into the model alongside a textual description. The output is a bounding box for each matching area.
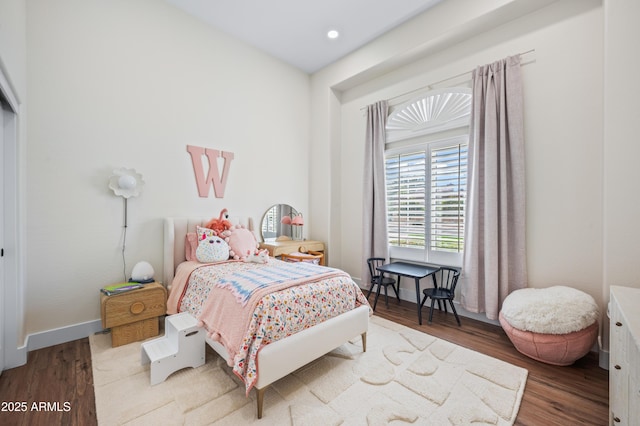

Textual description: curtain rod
[360,49,535,111]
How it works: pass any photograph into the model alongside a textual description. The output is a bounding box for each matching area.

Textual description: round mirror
[261,204,299,242]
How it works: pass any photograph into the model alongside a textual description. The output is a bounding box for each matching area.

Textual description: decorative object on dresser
[284,212,304,240]
[260,203,298,241]
[100,282,167,347]
[609,285,640,425]
[499,286,599,366]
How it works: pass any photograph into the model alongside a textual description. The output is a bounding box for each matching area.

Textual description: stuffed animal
[205,208,233,236]
[195,234,230,263]
[244,249,269,264]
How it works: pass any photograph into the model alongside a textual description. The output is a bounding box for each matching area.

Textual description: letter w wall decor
[186,145,234,198]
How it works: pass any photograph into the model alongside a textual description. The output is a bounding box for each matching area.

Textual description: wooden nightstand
[100,282,167,347]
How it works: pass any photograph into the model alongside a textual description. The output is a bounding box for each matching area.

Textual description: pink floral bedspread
[167,258,370,394]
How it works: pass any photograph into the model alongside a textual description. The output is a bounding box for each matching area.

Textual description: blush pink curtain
[362,100,390,286]
[461,56,527,320]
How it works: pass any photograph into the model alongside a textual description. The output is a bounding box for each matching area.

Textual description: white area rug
[91,316,527,425]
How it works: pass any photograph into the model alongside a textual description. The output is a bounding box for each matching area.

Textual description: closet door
[0,67,19,372]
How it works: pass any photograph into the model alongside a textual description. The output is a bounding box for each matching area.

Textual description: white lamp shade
[118,175,137,191]
[131,261,155,282]
[108,167,144,198]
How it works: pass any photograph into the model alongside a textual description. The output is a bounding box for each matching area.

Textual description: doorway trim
[0,57,26,370]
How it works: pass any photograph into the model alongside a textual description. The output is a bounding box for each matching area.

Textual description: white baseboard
[599,349,609,370]
[598,335,609,370]
[26,319,103,352]
[3,319,103,370]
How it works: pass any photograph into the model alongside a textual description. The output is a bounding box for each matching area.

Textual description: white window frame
[385,134,467,266]
[384,87,471,267]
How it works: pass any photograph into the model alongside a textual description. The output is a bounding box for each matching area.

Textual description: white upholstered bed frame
[163,217,369,419]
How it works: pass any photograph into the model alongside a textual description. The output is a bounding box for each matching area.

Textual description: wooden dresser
[609,286,640,425]
[100,282,167,347]
[259,239,325,259]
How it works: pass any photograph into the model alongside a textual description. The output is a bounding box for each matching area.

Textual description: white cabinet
[610,286,640,425]
[630,346,640,424]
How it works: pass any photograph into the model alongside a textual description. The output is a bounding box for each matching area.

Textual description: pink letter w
[186,145,234,198]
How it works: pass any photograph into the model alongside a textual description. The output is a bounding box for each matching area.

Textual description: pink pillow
[185,233,198,261]
[226,228,258,260]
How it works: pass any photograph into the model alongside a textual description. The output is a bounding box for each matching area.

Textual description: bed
[163,217,370,419]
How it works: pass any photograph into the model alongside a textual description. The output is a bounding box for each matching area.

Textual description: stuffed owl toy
[196,234,230,263]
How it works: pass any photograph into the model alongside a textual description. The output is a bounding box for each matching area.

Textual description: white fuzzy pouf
[500,286,599,334]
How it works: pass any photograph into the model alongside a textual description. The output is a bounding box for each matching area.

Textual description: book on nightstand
[100,282,144,296]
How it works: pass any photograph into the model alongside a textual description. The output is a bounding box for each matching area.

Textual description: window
[384,88,471,265]
[385,138,467,264]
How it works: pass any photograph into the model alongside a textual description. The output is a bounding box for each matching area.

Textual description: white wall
[25,0,310,337]
[0,0,26,96]
[601,0,640,350]
[603,0,640,291]
[14,0,640,354]
[311,0,606,311]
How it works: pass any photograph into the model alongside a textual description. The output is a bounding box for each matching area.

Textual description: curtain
[461,56,527,320]
[361,100,389,286]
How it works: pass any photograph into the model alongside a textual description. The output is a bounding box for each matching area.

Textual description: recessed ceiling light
[327,29,340,40]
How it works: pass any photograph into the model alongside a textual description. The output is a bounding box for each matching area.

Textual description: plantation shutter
[430,143,467,252]
[385,151,426,248]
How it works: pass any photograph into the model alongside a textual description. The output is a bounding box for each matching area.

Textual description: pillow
[185,226,216,261]
[226,227,259,260]
[185,233,198,261]
[195,234,230,263]
[196,225,216,240]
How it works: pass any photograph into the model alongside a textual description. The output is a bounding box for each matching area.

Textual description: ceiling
[165,0,444,74]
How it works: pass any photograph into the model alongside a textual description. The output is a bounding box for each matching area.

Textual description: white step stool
[141,312,205,385]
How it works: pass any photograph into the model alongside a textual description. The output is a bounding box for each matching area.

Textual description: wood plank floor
[0,338,96,426]
[0,299,609,425]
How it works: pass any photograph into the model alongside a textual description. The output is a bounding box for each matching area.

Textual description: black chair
[366,257,399,310]
[419,267,461,325]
